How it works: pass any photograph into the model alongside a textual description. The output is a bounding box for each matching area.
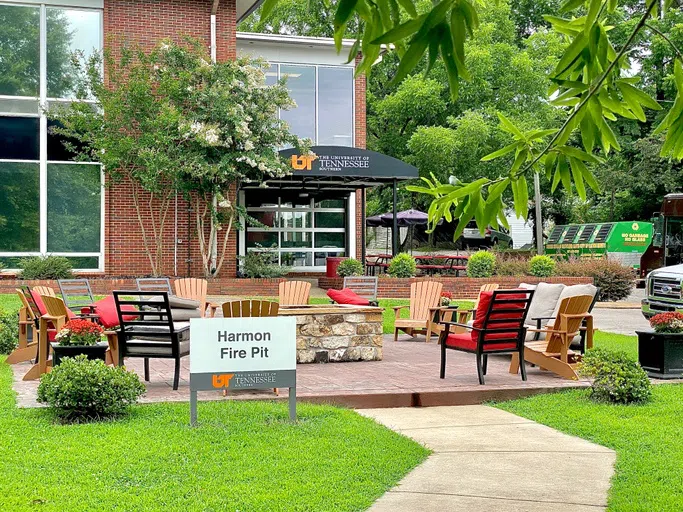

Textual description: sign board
[279,145,419,180]
[189,317,297,425]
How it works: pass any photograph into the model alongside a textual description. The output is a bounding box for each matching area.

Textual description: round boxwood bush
[466,251,496,278]
[37,355,146,422]
[388,253,417,278]
[528,255,556,277]
[0,308,18,355]
[580,348,651,404]
[19,255,74,279]
[337,258,364,277]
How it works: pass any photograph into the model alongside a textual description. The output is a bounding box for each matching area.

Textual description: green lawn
[497,335,681,512]
[0,356,428,511]
[497,384,683,511]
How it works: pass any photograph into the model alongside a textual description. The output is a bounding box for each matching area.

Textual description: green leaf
[559,155,572,195]
[371,14,426,44]
[617,81,662,111]
[260,0,280,20]
[344,39,361,64]
[334,0,359,49]
[573,157,600,193]
[397,0,418,18]
[545,152,558,180]
[560,0,586,13]
[512,176,529,219]
[438,177,490,204]
[487,178,510,203]
[551,159,562,193]
[459,0,480,36]
[554,32,588,77]
[440,29,460,101]
[481,142,519,161]
[391,33,430,84]
[585,0,602,33]
[569,156,587,200]
[497,113,524,139]
[556,145,602,164]
[580,115,596,153]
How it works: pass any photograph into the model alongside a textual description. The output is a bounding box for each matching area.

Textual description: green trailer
[545,221,653,269]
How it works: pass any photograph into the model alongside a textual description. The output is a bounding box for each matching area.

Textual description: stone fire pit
[278,304,383,363]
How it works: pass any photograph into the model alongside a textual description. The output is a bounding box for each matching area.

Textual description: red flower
[62,319,103,336]
[441,291,453,299]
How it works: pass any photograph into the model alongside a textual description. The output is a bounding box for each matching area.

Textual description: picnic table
[365,254,469,276]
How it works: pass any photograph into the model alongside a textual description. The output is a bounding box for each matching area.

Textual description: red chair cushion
[445,332,518,352]
[327,288,370,306]
[471,290,528,343]
[91,295,137,329]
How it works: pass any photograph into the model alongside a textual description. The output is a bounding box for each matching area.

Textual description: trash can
[326,257,347,278]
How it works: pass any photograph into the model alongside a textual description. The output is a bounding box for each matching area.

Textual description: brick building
[0,0,416,277]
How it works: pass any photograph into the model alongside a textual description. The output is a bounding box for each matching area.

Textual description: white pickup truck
[642,264,683,319]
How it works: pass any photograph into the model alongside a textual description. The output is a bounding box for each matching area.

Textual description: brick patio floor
[10,334,588,409]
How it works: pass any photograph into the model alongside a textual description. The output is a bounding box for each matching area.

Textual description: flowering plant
[440,291,453,306]
[55,320,103,346]
[649,312,683,334]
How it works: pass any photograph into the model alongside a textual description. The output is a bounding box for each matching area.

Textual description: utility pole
[534,172,544,255]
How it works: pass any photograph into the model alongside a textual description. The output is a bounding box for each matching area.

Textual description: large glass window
[269,63,354,146]
[0,3,102,270]
[245,193,347,269]
[318,67,354,146]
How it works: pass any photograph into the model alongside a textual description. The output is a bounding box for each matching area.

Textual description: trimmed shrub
[337,258,364,277]
[495,258,529,276]
[0,308,19,355]
[239,251,290,278]
[528,255,556,277]
[19,255,73,279]
[388,253,416,278]
[580,348,651,404]
[37,355,146,421]
[555,258,634,301]
[466,251,496,278]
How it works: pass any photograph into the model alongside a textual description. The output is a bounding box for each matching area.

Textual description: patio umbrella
[365,214,385,227]
[379,209,431,227]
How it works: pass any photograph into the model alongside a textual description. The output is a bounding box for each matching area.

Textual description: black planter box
[637,331,683,379]
[50,342,108,367]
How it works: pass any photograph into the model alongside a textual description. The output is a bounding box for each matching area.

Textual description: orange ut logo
[291,154,317,171]
[212,374,234,389]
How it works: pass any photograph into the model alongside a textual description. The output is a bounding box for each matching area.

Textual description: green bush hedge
[0,308,18,355]
[239,251,290,278]
[555,258,634,301]
[388,253,416,278]
[37,355,146,422]
[580,348,651,404]
[337,258,364,277]
[528,255,556,277]
[466,251,496,277]
[19,255,74,280]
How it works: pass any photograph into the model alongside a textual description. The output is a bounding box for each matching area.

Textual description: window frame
[0,1,103,272]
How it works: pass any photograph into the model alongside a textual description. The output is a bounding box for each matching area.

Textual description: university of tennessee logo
[291,154,317,171]
[212,374,234,389]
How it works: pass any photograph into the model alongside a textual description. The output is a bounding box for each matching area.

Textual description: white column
[347,192,356,260]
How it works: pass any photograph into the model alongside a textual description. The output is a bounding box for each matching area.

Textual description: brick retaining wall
[0,277,285,297]
[318,276,595,300]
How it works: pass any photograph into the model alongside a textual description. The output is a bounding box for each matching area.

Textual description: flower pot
[50,341,109,367]
[636,330,683,379]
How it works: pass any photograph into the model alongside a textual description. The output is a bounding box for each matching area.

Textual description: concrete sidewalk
[361,406,615,511]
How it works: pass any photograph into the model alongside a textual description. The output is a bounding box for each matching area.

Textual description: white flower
[258,162,267,171]
[218,199,231,208]
[244,140,255,151]
[203,128,220,145]
[160,43,170,51]
[190,121,204,134]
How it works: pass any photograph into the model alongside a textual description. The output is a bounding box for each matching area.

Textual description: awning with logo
[271,146,419,188]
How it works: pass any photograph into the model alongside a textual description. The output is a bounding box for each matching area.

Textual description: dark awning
[268,146,419,188]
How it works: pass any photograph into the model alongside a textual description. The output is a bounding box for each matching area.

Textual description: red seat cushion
[327,288,370,306]
[91,295,137,329]
[445,332,518,352]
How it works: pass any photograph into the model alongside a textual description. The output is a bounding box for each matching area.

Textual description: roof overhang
[237,0,263,22]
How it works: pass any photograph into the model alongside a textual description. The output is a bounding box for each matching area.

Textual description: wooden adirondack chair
[222,300,279,318]
[393,281,444,343]
[221,300,279,394]
[33,286,56,297]
[448,283,501,333]
[22,295,68,380]
[509,294,594,381]
[279,281,311,306]
[6,289,40,365]
[342,276,378,304]
[174,278,217,318]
